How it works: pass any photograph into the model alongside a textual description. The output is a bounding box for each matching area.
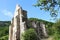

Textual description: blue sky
[0,0,60,22]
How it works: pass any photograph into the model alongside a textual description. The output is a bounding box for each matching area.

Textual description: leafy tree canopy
[34,0,60,18]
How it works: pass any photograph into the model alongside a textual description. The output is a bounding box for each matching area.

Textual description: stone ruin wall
[9,4,28,40]
[9,4,48,40]
[28,20,48,39]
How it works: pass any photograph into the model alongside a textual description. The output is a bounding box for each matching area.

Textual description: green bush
[52,19,60,40]
[0,26,9,37]
[23,28,38,40]
[0,35,8,40]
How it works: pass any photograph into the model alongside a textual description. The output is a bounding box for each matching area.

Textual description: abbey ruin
[9,4,48,40]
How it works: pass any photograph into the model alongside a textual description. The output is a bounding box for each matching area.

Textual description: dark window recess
[22,16,27,22]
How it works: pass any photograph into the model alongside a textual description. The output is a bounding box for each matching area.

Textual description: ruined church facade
[9,4,48,40]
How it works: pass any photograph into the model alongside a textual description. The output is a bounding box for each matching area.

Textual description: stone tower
[9,4,27,40]
[9,4,48,40]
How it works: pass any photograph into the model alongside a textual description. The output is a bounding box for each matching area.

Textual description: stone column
[16,13,20,40]
[9,4,27,40]
[9,25,12,40]
[9,18,14,40]
[31,21,37,28]
[40,22,48,38]
[12,4,21,40]
[20,8,25,40]
[12,17,17,40]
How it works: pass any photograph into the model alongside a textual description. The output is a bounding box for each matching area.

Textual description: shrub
[23,28,38,40]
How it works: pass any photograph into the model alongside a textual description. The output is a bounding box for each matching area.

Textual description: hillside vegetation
[0,18,54,40]
[0,21,10,40]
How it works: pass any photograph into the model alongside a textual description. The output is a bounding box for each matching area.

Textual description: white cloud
[1,9,13,18]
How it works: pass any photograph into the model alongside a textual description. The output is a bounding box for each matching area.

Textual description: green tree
[34,0,60,18]
[52,19,60,40]
[53,19,60,34]
[23,28,38,40]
